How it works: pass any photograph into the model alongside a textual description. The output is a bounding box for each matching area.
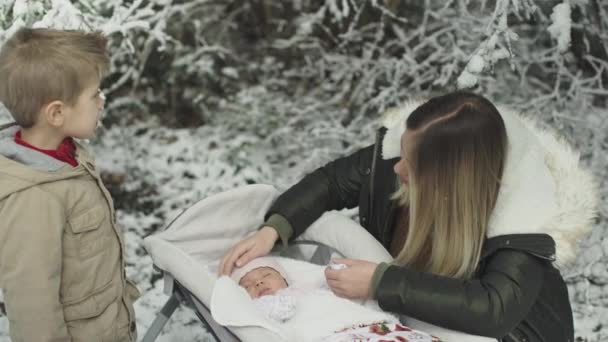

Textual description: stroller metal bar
[176,282,241,342]
[310,243,332,265]
[142,241,343,341]
[282,240,344,265]
[140,291,182,342]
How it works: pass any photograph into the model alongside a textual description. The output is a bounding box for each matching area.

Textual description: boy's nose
[98,91,106,109]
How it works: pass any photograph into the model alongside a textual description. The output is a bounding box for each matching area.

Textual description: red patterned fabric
[323,322,442,342]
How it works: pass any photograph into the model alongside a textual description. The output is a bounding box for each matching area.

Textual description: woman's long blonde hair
[393,92,507,279]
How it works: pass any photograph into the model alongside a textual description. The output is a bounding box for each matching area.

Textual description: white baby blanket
[144,184,496,341]
[210,257,399,342]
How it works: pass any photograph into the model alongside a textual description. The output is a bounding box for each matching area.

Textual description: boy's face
[239,267,288,299]
[61,80,105,139]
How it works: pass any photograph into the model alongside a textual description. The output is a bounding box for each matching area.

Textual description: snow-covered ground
[1,0,606,340]
[0,95,606,341]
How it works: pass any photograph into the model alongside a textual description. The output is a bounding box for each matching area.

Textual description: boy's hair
[0,28,109,128]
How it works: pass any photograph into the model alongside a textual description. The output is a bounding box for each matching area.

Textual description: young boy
[0,28,139,342]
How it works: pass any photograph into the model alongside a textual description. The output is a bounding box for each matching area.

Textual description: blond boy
[0,28,139,342]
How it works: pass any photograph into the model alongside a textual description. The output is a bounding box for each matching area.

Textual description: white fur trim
[380,100,597,268]
[380,100,421,160]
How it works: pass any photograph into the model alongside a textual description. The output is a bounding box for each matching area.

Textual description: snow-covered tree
[1,1,606,340]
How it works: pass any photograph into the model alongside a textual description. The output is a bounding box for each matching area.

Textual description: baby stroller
[140,184,396,342]
[140,105,597,341]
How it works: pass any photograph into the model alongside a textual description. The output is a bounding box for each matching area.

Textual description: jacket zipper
[506,332,524,342]
[369,129,399,246]
[381,198,398,246]
[368,130,381,220]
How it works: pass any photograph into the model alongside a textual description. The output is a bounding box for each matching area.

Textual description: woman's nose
[255,280,264,287]
[394,160,409,184]
[393,159,402,175]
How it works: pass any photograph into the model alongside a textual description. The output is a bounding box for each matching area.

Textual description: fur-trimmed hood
[380,100,597,268]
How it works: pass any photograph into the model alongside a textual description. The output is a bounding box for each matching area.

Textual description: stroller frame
[141,240,340,342]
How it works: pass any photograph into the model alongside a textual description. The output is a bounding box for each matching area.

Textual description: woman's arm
[266,143,375,240]
[219,143,375,276]
[374,249,545,338]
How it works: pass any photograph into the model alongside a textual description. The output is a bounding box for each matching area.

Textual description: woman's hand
[324,258,378,300]
[218,226,279,276]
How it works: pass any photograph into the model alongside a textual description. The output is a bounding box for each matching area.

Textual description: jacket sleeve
[266,144,375,240]
[0,188,70,342]
[374,249,545,338]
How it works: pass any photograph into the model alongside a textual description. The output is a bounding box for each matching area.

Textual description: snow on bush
[548,1,572,53]
[0,0,607,341]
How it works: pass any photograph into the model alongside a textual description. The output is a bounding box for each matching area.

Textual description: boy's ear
[42,101,66,127]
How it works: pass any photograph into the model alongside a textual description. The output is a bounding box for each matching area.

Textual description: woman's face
[239,267,288,299]
[393,129,418,184]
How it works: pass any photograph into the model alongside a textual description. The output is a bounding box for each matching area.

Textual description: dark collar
[481,233,556,261]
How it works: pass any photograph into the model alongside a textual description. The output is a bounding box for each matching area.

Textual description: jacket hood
[0,123,91,201]
[380,99,598,268]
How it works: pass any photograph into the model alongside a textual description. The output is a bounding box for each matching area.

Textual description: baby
[231,256,289,299]
[229,256,441,341]
[231,256,298,322]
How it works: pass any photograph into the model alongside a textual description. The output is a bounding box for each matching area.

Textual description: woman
[219,92,595,341]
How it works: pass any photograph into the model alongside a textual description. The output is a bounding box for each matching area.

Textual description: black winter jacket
[267,128,574,342]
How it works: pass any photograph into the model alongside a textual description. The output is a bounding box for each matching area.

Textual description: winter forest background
[0,0,606,341]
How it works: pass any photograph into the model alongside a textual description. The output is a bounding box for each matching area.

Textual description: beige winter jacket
[0,124,139,342]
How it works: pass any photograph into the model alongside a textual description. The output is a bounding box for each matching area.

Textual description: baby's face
[239,267,288,299]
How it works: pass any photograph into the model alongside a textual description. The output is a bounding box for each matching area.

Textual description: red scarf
[14,130,78,167]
